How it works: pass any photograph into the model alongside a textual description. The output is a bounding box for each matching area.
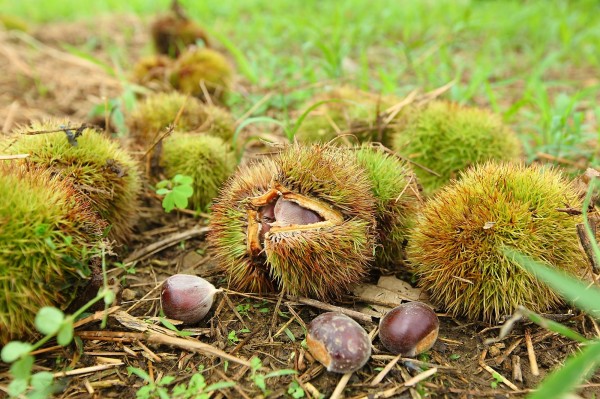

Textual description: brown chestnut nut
[378,302,439,356]
[161,274,219,324]
[273,197,323,226]
[306,312,371,373]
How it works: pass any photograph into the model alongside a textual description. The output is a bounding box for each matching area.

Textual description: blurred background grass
[1,0,598,166]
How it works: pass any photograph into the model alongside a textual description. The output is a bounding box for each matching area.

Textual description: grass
[1,0,598,166]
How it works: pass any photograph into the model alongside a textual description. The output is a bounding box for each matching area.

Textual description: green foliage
[490,372,503,389]
[408,161,588,321]
[128,366,235,399]
[155,174,194,213]
[287,380,305,398]
[248,357,298,396]
[521,90,597,163]
[161,133,236,211]
[227,328,249,345]
[158,316,194,337]
[88,96,131,135]
[392,101,523,194]
[5,120,142,242]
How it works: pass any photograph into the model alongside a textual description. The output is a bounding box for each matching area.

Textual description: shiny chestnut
[160,274,219,324]
[306,312,371,373]
[378,302,439,356]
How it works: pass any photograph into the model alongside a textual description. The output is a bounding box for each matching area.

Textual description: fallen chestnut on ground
[160,274,219,324]
[306,312,371,373]
[378,302,439,356]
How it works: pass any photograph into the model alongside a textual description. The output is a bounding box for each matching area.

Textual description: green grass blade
[582,178,600,264]
[517,307,588,343]
[233,116,287,145]
[527,340,600,399]
[206,29,258,84]
[289,99,345,138]
[504,248,600,319]
[60,44,116,76]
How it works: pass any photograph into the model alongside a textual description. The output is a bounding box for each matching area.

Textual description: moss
[170,48,233,103]
[5,120,142,242]
[392,101,522,194]
[294,86,400,147]
[127,91,235,144]
[354,145,422,267]
[407,161,589,322]
[0,164,104,344]
[161,133,236,211]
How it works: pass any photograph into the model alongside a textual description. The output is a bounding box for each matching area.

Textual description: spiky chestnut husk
[127,92,235,145]
[408,161,589,322]
[161,133,236,211]
[294,86,400,147]
[0,164,105,344]
[209,159,279,293]
[169,48,233,104]
[5,120,142,242]
[200,105,236,143]
[151,12,210,58]
[209,144,377,299]
[354,145,422,267]
[392,101,522,195]
[130,54,173,90]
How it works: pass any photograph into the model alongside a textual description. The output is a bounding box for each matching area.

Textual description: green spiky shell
[294,86,400,146]
[127,92,235,144]
[130,54,173,90]
[5,120,142,242]
[161,133,236,211]
[209,144,378,299]
[0,164,104,344]
[169,48,233,103]
[392,101,522,195]
[408,161,589,322]
[209,159,279,293]
[354,145,422,267]
[151,13,210,57]
[200,105,236,142]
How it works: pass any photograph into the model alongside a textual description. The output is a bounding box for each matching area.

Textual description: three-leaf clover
[155,175,194,213]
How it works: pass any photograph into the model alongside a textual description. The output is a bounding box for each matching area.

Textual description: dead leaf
[377,276,430,303]
[351,276,431,308]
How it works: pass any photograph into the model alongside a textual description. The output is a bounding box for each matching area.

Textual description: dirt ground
[1,15,599,399]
